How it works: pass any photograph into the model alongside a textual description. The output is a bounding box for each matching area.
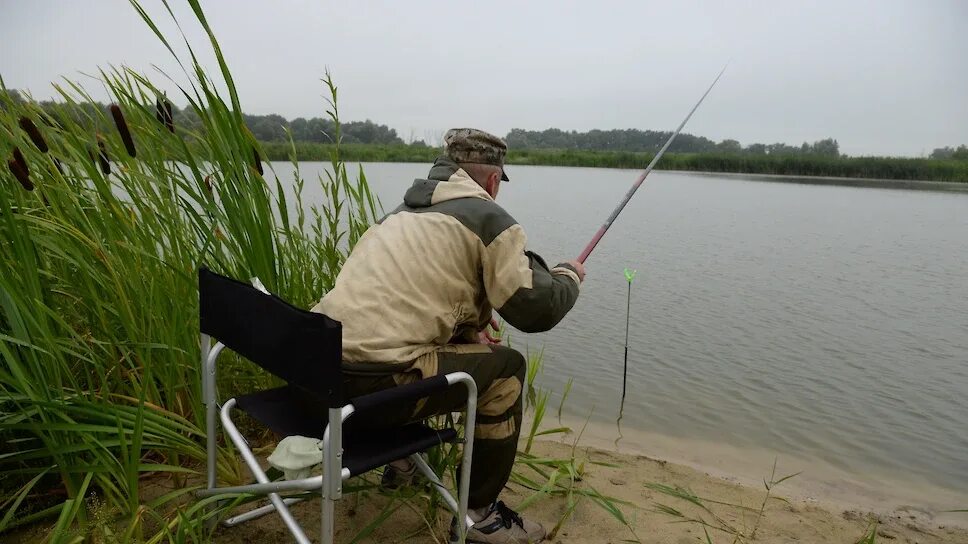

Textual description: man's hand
[478,317,502,345]
[564,260,586,283]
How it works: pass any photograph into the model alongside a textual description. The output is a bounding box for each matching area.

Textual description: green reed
[0,0,378,540]
[854,521,879,544]
[646,459,799,543]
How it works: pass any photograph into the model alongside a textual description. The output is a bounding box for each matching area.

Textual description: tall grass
[0,0,377,540]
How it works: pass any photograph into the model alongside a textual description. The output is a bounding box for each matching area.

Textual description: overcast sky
[2,0,966,156]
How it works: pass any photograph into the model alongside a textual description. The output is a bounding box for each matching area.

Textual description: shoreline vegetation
[259,141,968,185]
[7,90,967,185]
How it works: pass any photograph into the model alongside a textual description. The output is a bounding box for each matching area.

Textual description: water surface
[282,162,968,504]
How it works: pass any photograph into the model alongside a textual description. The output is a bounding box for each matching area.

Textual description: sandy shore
[564,415,968,526]
[11,419,963,543]
[210,434,968,543]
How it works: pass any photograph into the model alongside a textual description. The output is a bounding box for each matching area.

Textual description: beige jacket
[312,157,581,364]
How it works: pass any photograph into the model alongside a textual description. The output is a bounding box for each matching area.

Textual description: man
[312,128,585,543]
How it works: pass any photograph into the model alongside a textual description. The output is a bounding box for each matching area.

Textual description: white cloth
[267,435,323,480]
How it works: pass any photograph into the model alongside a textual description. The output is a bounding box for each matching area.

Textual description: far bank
[258,142,968,186]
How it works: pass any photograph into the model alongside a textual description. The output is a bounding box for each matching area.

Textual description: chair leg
[321,406,344,544]
[221,399,312,544]
[455,373,478,544]
[202,334,219,531]
[410,454,473,529]
[223,497,308,527]
[322,493,336,544]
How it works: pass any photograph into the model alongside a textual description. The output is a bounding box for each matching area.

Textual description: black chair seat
[237,386,328,438]
[236,386,459,477]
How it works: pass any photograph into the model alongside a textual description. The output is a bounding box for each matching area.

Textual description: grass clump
[0,0,376,540]
[646,460,798,543]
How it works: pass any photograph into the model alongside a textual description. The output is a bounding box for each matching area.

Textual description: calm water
[281,162,968,499]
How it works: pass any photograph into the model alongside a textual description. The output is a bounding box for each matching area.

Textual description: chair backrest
[198,267,343,407]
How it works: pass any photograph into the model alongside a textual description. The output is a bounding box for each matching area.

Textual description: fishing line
[622,267,636,402]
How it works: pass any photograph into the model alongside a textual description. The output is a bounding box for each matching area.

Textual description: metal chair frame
[195,269,477,543]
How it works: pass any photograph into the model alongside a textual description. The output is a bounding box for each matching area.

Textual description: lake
[278,161,968,509]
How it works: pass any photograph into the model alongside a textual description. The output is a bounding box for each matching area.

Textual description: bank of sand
[212,426,968,543]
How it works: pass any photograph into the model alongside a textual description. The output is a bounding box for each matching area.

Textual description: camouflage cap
[443,128,510,181]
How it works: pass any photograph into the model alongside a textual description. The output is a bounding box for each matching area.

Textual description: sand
[12,425,964,543]
[209,435,968,543]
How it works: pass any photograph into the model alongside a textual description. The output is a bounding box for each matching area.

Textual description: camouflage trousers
[343,344,526,509]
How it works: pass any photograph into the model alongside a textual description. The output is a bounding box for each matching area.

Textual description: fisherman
[312,128,585,543]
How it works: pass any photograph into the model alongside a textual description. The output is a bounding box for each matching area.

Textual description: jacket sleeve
[481,223,581,333]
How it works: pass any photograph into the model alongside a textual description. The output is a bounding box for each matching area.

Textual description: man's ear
[486,171,501,198]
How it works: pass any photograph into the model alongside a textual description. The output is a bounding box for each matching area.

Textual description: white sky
[2,0,966,156]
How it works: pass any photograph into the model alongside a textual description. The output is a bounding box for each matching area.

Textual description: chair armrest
[349,375,451,416]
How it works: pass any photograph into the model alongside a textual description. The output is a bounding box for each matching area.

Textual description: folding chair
[195,268,478,543]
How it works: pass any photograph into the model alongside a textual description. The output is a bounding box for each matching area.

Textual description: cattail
[252,147,264,176]
[97,135,111,175]
[12,147,28,175]
[7,159,33,191]
[18,117,49,153]
[109,104,137,158]
[155,98,174,133]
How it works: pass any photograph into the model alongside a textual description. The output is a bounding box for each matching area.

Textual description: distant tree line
[243,112,405,145]
[6,90,966,160]
[506,128,843,157]
[930,145,968,160]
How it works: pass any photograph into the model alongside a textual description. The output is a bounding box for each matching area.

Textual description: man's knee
[475,348,525,419]
[498,346,526,382]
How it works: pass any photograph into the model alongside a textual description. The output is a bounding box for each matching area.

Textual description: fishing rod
[577,64,729,263]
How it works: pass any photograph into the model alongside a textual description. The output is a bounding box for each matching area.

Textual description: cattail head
[7,158,33,191]
[12,147,28,175]
[96,135,111,176]
[109,104,137,158]
[155,98,175,133]
[18,117,49,153]
[252,147,264,176]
